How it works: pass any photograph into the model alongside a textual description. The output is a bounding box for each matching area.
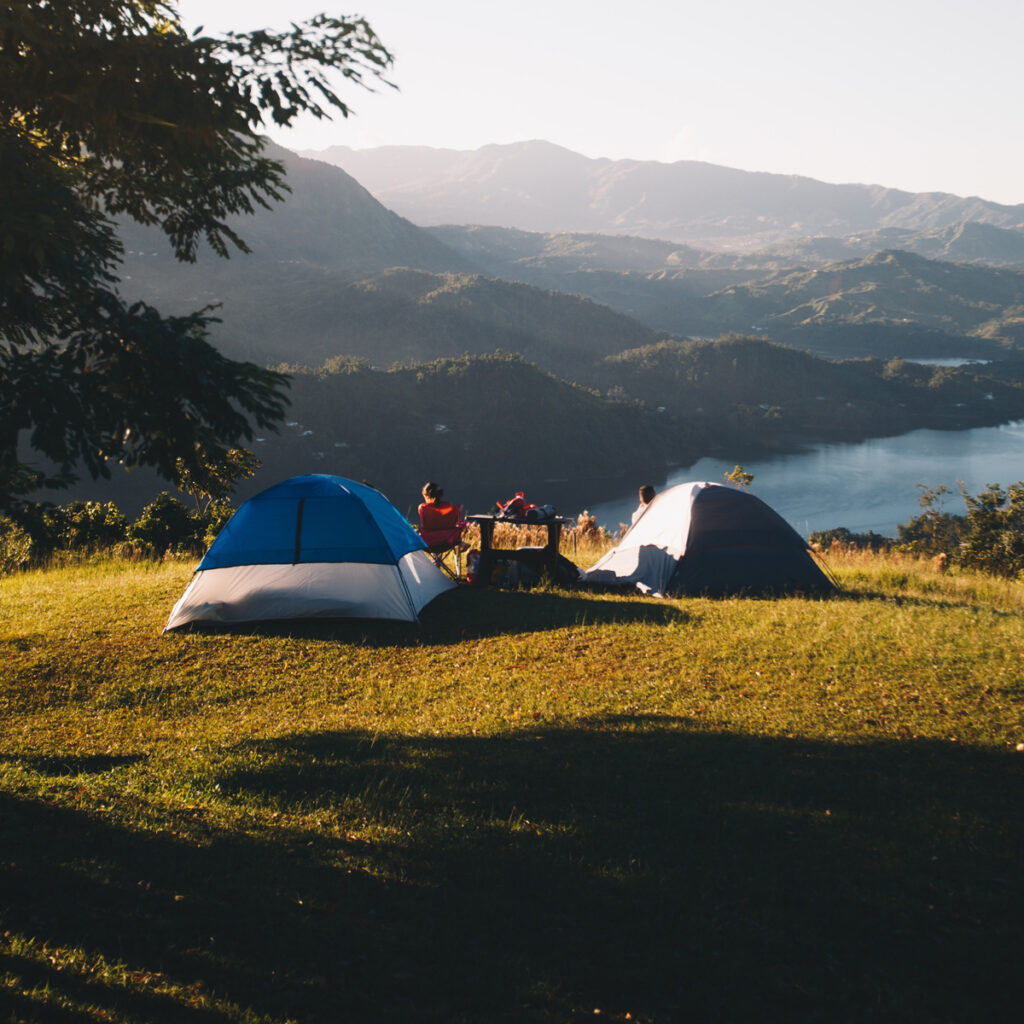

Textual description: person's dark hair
[422,481,443,502]
[639,484,656,505]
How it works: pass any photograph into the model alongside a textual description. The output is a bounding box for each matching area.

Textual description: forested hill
[301,140,1024,249]
[592,336,1024,441]
[428,220,1024,279]
[688,250,1024,340]
[45,342,1024,518]
[118,261,664,374]
[177,343,1024,515]
[418,234,1024,361]
[114,142,1024,374]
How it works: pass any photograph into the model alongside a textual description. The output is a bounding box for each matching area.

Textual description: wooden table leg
[544,521,562,573]
[475,518,495,585]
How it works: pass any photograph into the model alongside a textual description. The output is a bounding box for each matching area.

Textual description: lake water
[588,420,1024,538]
[907,358,991,368]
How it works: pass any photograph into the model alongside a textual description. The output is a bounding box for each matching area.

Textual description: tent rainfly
[583,481,835,597]
[164,475,455,630]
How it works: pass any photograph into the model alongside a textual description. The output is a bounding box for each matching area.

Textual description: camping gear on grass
[495,491,557,522]
[583,481,835,597]
[164,475,455,630]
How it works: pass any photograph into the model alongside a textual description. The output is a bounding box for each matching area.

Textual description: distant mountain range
[300,140,1024,250]
[427,220,1024,280]
[119,140,471,279]
[116,153,659,374]
[116,143,662,373]
[42,135,1024,515]
[420,227,1024,356]
[112,140,1024,372]
[112,140,1024,375]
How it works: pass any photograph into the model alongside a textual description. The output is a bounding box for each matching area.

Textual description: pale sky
[176,0,1024,205]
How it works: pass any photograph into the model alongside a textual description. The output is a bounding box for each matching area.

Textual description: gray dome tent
[584,481,835,597]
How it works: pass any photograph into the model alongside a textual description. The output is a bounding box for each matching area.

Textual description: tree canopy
[0,0,393,507]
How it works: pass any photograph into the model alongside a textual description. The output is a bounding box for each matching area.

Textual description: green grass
[1,551,1022,1022]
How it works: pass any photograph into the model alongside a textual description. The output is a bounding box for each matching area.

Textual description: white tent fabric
[586,482,705,596]
[165,550,452,629]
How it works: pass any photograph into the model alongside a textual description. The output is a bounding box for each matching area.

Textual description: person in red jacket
[418,482,466,556]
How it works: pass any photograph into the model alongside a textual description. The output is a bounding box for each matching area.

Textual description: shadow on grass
[2,725,1022,1022]
[176,586,693,647]
[830,587,1023,616]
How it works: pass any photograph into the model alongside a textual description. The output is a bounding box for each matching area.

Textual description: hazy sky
[176,0,1024,205]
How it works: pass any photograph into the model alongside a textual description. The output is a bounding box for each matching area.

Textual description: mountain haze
[300,141,1024,250]
[694,250,1024,337]
[219,267,662,373]
[117,140,474,288]
[419,228,1024,357]
[428,221,1024,283]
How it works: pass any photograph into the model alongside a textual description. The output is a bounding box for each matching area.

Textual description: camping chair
[418,502,467,580]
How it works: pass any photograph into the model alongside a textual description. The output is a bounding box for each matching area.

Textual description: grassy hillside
[1,550,1022,1022]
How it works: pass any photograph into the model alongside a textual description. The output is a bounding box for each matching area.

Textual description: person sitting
[631,483,656,526]
[417,482,467,573]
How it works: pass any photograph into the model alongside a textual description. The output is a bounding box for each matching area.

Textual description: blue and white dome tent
[164,475,455,630]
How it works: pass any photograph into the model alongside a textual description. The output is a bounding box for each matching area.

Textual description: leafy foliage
[0,1,393,508]
[725,464,753,488]
[175,446,259,514]
[9,500,127,557]
[896,480,1024,578]
[52,500,128,551]
[0,514,32,575]
[958,482,1024,577]
[896,485,966,556]
[202,499,239,548]
[125,491,202,553]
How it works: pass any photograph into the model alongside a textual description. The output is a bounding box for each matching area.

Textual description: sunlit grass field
[1,546,1022,1022]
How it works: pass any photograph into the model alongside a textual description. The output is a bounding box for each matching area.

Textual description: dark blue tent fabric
[198,476,427,571]
[670,487,833,595]
[669,546,834,596]
[686,484,807,554]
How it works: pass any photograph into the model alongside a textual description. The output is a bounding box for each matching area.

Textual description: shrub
[127,493,203,553]
[893,479,1024,578]
[0,515,33,576]
[958,482,1024,577]
[895,484,966,558]
[8,500,127,557]
[10,503,64,557]
[59,501,128,550]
